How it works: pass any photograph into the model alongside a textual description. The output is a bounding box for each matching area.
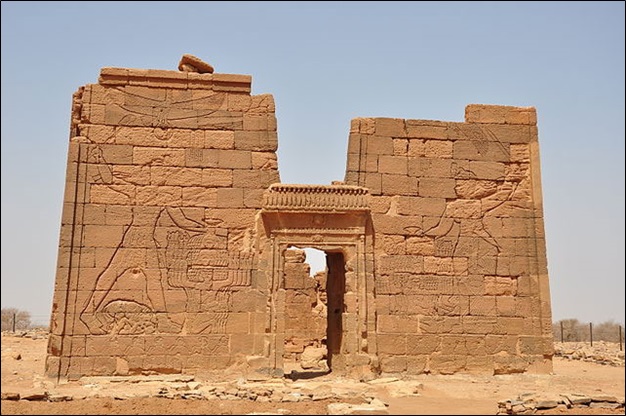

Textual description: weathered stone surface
[497,391,625,415]
[21,391,49,401]
[327,402,389,415]
[554,341,625,367]
[178,54,215,74]
[48,56,552,380]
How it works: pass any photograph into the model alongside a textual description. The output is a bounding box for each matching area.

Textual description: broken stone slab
[522,393,564,408]
[236,389,250,399]
[499,392,625,414]
[564,393,592,405]
[312,392,333,401]
[281,392,305,402]
[308,384,333,401]
[366,377,399,385]
[328,402,389,415]
[170,382,192,391]
[224,387,239,396]
[178,54,214,74]
[246,369,275,381]
[187,381,202,390]
[21,391,49,401]
[69,394,88,400]
[385,382,423,398]
[300,346,327,369]
[331,388,369,401]
[129,393,152,399]
[517,392,536,402]
[368,398,389,408]
[248,387,273,397]
[498,400,511,411]
[48,394,73,402]
[559,394,572,407]
[81,374,195,384]
[535,400,559,409]
[243,391,259,401]
[589,402,622,409]
[179,392,205,400]
[590,394,619,403]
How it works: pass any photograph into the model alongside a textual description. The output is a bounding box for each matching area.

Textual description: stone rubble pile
[497,392,625,415]
[554,341,625,366]
[1,328,49,340]
[1,374,419,415]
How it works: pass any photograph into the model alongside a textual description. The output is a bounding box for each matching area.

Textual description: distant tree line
[553,319,624,343]
[1,308,32,331]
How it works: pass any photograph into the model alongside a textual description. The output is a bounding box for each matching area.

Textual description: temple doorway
[282,247,347,379]
[260,183,376,378]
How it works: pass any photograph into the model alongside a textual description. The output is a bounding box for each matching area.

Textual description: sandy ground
[1,333,624,415]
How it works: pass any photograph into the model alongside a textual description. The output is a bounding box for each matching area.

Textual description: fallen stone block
[565,393,591,405]
[590,394,619,403]
[21,391,49,401]
[535,400,559,409]
[590,402,622,410]
[328,402,389,415]
[48,394,73,402]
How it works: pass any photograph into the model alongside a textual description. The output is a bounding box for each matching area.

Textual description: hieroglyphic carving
[263,184,370,212]
[378,255,423,275]
[420,170,534,258]
[80,204,254,335]
[86,144,136,203]
[415,275,457,294]
[186,311,230,334]
[376,272,457,295]
[101,301,157,335]
[435,295,465,316]
[449,124,510,161]
[105,87,235,129]
[185,148,204,166]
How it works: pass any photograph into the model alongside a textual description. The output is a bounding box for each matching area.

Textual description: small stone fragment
[178,54,214,73]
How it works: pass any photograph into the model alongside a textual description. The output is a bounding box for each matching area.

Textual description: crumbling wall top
[465,104,537,125]
[98,66,251,93]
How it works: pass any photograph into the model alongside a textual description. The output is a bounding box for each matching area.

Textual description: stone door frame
[262,213,377,377]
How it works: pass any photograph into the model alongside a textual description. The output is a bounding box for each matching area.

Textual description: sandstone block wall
[47,65,280,379]
[344,106,553,374]
[47,59,553,380]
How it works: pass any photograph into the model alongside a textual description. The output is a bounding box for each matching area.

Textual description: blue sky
[1,1,624,326]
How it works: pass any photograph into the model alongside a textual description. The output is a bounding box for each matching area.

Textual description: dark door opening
[325,251,345,370]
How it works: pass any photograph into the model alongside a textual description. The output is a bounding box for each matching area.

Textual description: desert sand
[1,332,623,415]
